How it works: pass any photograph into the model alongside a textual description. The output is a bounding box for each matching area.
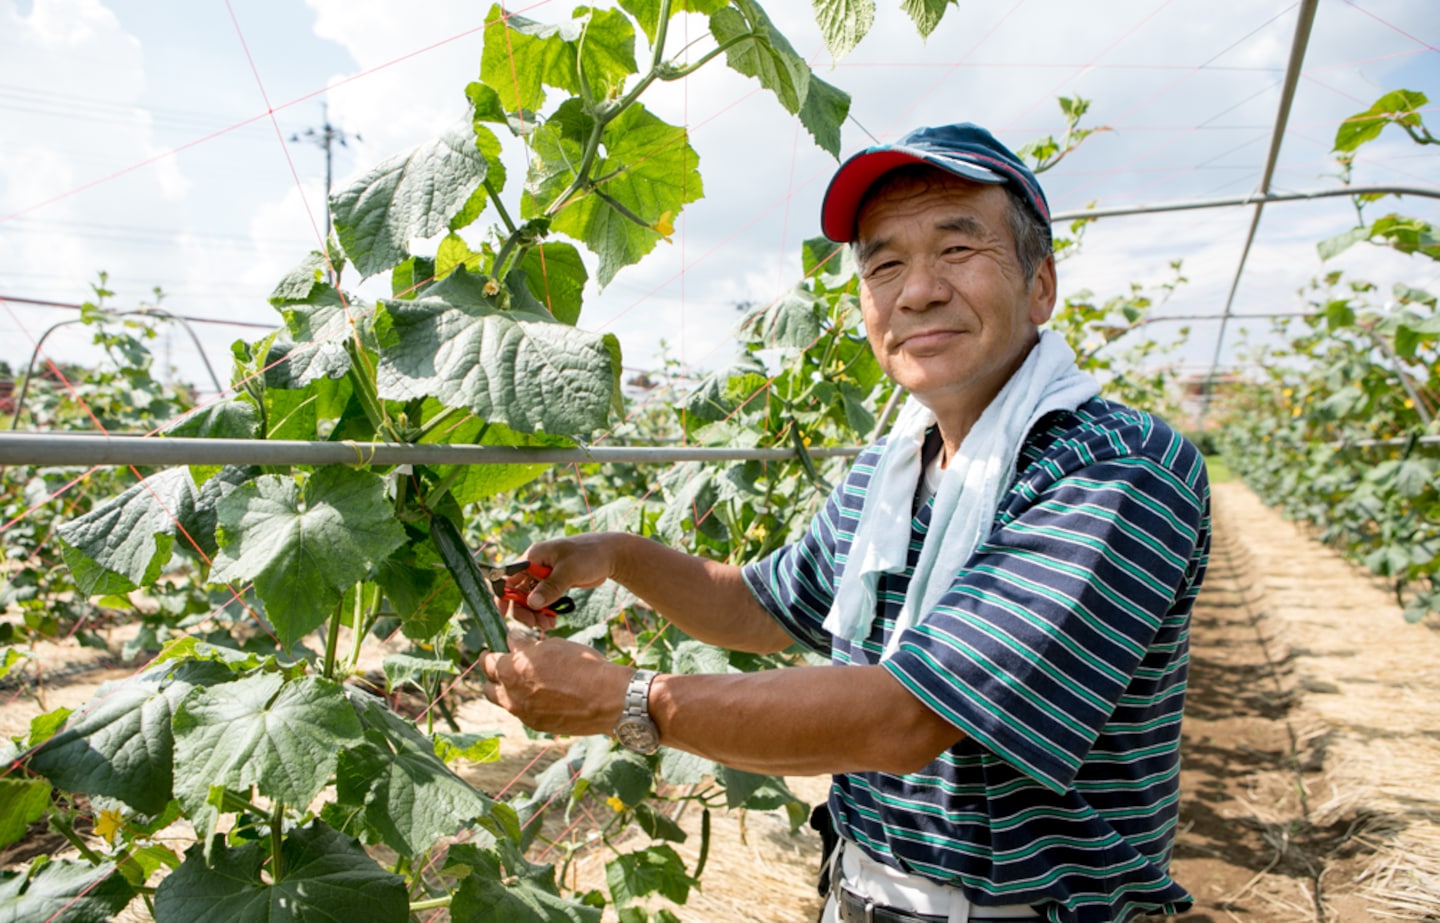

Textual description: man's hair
[852,165,1054,283]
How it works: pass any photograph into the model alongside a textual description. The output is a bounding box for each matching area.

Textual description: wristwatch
[613,669,661,755]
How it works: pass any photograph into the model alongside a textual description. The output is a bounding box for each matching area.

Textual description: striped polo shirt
[742,397,1209,923]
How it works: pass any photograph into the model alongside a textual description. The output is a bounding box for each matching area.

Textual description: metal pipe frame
[0,432,863,469]
[1050,184,1440,223]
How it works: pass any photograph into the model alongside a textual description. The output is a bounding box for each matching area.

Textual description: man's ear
[1028,255,1058,325]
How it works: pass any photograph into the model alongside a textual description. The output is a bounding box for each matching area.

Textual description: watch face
[614,716,660,755]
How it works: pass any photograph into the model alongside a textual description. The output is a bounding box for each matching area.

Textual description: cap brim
[820,147,1005,243]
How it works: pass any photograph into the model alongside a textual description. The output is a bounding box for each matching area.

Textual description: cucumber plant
[1,3,857,920]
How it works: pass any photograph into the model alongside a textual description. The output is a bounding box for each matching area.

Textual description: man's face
[854,172,1056,418]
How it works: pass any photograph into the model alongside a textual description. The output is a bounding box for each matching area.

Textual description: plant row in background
[1213,91,1439,623]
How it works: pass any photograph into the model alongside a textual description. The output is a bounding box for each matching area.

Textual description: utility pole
[288,102,360,243]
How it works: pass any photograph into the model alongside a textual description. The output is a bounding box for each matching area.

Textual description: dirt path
[5,481,1439,921]
[1169,483,1440,922]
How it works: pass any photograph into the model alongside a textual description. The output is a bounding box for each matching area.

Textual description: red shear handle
[500,562,575,616]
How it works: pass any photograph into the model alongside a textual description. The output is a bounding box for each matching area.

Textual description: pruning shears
[480,561,576,619]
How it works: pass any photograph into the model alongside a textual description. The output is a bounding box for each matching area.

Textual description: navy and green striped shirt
[742,398,1209,923]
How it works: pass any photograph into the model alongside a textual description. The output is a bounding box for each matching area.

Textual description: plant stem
[657,35,752,82]
[270,802,286,882]
[347,584,378,672]
[345,340,390,437]
[409,896,453,912]
[415,404,467,443]
[49,815,103,864]
[485,176,517,234]
[322,598,345,680]
[592,189,653,229]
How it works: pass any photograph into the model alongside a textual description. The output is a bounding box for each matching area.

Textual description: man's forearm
[647,664,965,776]
[605,533,794,653]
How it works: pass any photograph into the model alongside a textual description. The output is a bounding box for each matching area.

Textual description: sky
[0,0,1437,404]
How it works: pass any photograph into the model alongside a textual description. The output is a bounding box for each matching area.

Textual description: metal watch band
[623,669,657,718]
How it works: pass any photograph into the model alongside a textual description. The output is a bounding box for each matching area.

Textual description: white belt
[830,839,1040,922]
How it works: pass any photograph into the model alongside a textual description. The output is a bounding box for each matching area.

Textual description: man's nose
[896,259,950,312]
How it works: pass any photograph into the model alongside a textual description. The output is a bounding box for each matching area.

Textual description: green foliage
[812,0,958,57]
[1214,273,1439,622]
[0,859,137,923]
[6,3,871,920]
[1216,91,1440,623]
[1333,88,1434,153]
[1319,89,1438,263]
[153,824,408,923]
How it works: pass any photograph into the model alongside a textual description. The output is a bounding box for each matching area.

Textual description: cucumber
[429,512,509,653]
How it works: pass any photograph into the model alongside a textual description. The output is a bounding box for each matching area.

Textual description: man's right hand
[500,533,623,630]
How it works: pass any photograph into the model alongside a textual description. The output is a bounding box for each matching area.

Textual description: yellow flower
[1404,398,1415,410]
[1282,388,1293,399]
[652,211,675,243]
[95,808,124,844]
[483,277,501,297]
[1292,405,1302,417]
[606,796,625,813]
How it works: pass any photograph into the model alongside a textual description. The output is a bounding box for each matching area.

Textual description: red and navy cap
[820,123,1051,243]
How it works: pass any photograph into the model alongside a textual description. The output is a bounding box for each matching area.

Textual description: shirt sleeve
[741,492,844,655]
[881,451,1207,793]
[741,445,882,654]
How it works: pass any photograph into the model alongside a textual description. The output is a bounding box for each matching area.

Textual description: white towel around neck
[824,330,1100,657]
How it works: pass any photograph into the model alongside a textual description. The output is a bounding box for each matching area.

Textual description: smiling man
[479,123,1210,923]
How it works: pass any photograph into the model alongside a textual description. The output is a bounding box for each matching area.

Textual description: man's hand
[498,534,623,632]
[478,632,632,736]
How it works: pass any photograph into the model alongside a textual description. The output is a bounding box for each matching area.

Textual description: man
[479,123,1209,923]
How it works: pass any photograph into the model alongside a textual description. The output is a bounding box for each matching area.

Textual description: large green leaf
[331,123,489,278]
[798,73,850,159]
[172,673,362,818]
[448,840,601,923]
[0,778,49,849]
[26,661,226,815]
[711,0,810,114]
[536,102,703,286]
[518,242,588,326]
[619,0,729,45]
[812,0,874,61]
[209,468,406,645]
[480,3,581,115]
[901,0,954,37]
[334,693,491,856]
[57,467,200,596]
[0,860,136,923]
[374,268,621,435]
[605,844,695,908]
[153,823,407,923]
[374,534,464,640]
[574,7,638,99]
[1334,88,1428,153]
[478,5,635,111]
[160,397,262,441]
[420,409,570,505]
[740,286,825,350]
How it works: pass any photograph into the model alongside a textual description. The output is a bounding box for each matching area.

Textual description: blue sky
[1,0,1436,400]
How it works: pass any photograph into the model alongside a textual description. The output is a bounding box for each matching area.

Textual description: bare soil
[5,480,1439,922]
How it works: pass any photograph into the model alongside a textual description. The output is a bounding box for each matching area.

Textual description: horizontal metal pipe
[1051,184,1440,222]
[0,432,864,469]
[1330,435,1440,449]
